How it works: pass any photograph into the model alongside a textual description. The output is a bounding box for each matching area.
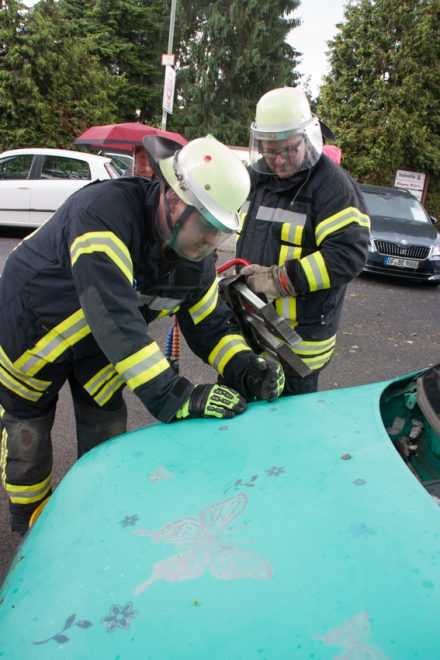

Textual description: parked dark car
[361,183,440,285]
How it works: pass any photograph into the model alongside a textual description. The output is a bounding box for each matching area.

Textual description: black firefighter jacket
[236,155,370,372]
[0,177,254,422]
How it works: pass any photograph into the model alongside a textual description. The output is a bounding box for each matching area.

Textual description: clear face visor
[159,191,233,262]
[248,117,323,175]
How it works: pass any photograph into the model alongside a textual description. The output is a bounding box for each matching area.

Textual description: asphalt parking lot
[0,230,439,582]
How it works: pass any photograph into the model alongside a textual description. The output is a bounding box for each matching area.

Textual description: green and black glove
[244,355,285,402]
[175,384,247,420]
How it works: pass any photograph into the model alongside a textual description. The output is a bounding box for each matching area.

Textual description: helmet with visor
[249,87,323,176]
[153,136,250,260]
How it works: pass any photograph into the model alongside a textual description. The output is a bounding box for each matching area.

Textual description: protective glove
[175,384,247,420]
[244,355,285,402]
[240,264,296,300]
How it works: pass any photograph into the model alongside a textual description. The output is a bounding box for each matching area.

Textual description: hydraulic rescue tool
[216,259,311,377]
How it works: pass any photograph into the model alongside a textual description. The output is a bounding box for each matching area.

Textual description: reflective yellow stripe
[0,346,49,391]
[297,349,333,370]
[157,305,180,319]
[293,335,336,355]
[0,365,44,401]
[279,245,302,264]
[189,278,219,325]
[281,223,303,245]
[209,334,251,375]
[275,296,297,325]
[84,364,124,406]
[291,336,336,370]
[15,309,91,376]
[94,374,125,406]
[315,207,370,246]
[300,252,330,291]
[1,413,7,489]
[70,231,133,283]
[116,343,170,389]
[238,202,250,230]
[84,363,118,396]
[6,472,52,504]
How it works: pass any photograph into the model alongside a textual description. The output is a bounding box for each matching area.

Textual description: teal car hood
[1,377,439,659]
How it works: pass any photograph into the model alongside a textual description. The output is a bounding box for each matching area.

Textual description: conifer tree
[171,0,301,144]
[59,0,169,123]
[0,0,116,149]
[318,0,440,215]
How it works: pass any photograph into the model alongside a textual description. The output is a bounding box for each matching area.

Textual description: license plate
[384,256,419,269]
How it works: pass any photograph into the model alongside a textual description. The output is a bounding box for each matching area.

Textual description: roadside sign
[394,169,428,204]
[161,54,175,66]
[162,65,176,115]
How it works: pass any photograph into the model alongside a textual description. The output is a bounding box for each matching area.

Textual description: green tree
[171,0,301,144]
[0,0,117,150]
[318,0,440,216]
[59,0,169,124]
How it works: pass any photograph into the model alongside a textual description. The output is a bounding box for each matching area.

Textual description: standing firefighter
[237,87,370,395]
[0,135,285,534]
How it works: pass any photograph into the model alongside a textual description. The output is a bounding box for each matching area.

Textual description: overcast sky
[288,0,347,97]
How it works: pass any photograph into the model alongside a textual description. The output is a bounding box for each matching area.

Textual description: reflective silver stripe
[239,201,250,215]
[138,294,184,310]
[0,346,49,391]
[5,478,51,502]
[120,348,165,382]
[294,338,336,355]
[94,375,125,406]
[303,253,327,289]
[315,207,370,245]
[18,315,89,373]
[297,351,333,370]
[0,366,43,401]
[189,279,218,325]
[85,363,118,396]
[71,235,133,279]
[210,336,248,372]
[256,206,307,225]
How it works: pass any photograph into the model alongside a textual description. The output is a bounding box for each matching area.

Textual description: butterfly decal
[134,492,272,595]
[315,612,390,659]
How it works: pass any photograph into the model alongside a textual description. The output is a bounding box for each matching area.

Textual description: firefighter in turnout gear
[236,87,370,395]
[0,135,285,534]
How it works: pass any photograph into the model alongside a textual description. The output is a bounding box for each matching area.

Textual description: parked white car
[0,148,120,227]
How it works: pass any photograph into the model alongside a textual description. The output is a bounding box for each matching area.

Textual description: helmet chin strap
[163,194,198,250]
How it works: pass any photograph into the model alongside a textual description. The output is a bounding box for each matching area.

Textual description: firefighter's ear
[164,189,186,219]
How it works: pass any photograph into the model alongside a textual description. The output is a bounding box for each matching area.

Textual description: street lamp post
[161,0,177,130]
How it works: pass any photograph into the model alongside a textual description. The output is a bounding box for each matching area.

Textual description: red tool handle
[216,257,250,274]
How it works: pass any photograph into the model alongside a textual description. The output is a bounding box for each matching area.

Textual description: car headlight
[431,245,440,258]
[368,238,375,252]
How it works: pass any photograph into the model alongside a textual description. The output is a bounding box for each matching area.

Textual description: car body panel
[28,179,92,225]
[1,374,440,658]
[1,181,31,224]
[0,148,118,227]
[361,183,440,283]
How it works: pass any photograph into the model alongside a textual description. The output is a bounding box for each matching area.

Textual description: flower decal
[101,602,138,633]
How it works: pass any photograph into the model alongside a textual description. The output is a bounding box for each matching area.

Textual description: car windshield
[363,190,429,223]
[106,154,134,176]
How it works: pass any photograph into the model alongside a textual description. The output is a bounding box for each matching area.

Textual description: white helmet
[146,135,250,261]
[159,135,250,232]
[249,87,323,175]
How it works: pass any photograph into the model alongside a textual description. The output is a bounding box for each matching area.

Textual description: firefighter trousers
[1,377,127,533]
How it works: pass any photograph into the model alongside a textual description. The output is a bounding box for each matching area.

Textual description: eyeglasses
[262,138,305,160]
